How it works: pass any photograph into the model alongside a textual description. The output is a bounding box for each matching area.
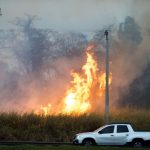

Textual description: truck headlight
[73,135,79,140]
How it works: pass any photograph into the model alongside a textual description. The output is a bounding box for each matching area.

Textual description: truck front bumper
[73,139,79,145]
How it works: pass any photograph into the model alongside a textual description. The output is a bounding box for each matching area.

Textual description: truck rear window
[117,125,129,133]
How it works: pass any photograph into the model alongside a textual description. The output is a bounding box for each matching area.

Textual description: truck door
[96,125,116,145]
[115,125,129,145]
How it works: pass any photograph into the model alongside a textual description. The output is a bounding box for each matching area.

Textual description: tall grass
[0,109,149,142]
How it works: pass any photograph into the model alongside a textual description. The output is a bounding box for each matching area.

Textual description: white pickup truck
[73,123,150,147]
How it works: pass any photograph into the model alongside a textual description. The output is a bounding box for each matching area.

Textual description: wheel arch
[132,138,145,143]
[82,137,96,145]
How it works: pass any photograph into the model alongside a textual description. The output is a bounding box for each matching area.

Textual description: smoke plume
[0,0,150,113]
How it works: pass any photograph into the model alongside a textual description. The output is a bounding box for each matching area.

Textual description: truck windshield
[94,126,104,132]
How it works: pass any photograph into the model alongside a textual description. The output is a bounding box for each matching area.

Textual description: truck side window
[98,126,114,134]
[117,125,129,133]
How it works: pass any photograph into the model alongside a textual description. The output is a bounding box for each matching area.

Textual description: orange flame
[40,104,51,116]
[38,45,112,115]
[60,45,112,115]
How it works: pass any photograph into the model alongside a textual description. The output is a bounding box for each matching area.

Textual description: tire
[82,139,96,146]
[132,139,144,148]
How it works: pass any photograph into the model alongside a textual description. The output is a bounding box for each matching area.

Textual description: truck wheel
[132,139,144,148]
[82,139,95,146]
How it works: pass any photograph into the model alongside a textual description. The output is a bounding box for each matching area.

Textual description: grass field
[0,108,150,142]
[0,145,149,150]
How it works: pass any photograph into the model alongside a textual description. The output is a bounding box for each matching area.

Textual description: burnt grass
[0,109,150,142]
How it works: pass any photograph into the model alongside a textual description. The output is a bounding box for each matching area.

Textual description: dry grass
[0,108,149,142]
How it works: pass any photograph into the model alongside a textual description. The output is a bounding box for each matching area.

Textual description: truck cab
[94,124,133,145]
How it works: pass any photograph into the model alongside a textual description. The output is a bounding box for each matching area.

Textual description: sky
[0,0,150,32]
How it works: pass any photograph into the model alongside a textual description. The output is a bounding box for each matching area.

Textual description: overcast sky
[0,0,150,31]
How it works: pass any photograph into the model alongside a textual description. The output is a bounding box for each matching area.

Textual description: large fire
[39,45,112,115]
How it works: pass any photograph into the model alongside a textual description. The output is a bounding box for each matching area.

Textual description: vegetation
[0,109,150,142]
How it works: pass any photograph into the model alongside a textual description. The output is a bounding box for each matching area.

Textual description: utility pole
[104,30,109,124]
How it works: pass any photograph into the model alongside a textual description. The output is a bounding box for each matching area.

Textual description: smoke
[0,0,150,112]
[109,16,150,107]
[0,16,88,113]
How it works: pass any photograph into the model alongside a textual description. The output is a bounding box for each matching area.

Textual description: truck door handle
[126,134,129,136]
[110,135,114,136]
